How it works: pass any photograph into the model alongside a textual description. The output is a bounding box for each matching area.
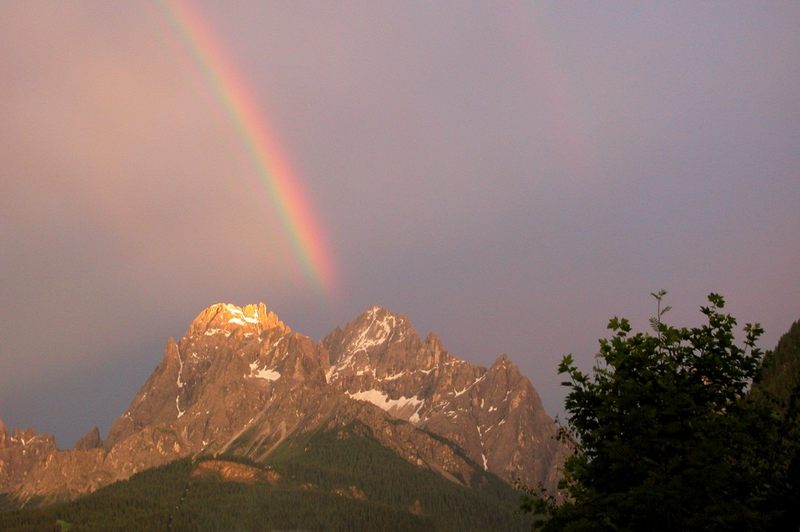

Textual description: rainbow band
[162,0,337,296]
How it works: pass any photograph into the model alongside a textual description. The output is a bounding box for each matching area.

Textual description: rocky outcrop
[0,302,566,504]
[191,460,280,485]
[74,427,102,451]
[0,428,57,497]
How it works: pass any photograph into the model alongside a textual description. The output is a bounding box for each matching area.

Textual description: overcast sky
[1,1,799,447]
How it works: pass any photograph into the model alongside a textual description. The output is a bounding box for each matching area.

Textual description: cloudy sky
[1,1,798,446]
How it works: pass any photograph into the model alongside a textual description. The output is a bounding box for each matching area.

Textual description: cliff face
[0,428,58,497]
[0,302,567,503]
[323,306,568,489]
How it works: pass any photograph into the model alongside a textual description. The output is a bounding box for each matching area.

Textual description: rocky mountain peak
[486,354,526,392]
[493,353,511,366]
[188,302,289,338]
[351,306,416,344]
[0,417,6,436]
[323,306,428,386]
[489,353,518,374]
[320,307,567,492]
[103,299,330,458]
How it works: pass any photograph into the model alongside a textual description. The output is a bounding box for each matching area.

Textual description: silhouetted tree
[525,292,797,531]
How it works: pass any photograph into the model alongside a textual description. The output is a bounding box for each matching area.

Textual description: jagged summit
[345,305,418,345]
[323,305,428,385]
[188,302,289,338]
[489,353,520,376]
[493,353,511,365]
[103,300,326,455]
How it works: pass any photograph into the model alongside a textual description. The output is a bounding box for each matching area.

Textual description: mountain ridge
[0,301,567,506]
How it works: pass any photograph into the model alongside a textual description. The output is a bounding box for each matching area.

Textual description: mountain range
[0,302,567,521]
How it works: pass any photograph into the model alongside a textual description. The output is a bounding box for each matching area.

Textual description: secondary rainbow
[161,0,337,296]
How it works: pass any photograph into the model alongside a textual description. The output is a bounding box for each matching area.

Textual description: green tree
[529,292,795,531]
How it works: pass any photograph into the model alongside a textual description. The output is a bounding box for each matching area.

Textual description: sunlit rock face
[324,306,568,490]
[0,302,567,503]
[0,428,57,496]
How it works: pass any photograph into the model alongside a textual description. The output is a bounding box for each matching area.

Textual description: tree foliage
[528,293,799,531]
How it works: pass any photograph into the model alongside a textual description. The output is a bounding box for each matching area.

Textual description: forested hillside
[0,424,532,531]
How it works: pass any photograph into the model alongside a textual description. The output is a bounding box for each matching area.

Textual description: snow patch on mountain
[248,361,281,381]
[174,345,187,418]
[346,389,424,422]
[205,328,232,337]
[453,373,485,397]
[225,304,261,326]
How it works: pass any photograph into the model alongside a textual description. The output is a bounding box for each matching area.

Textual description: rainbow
[161,0,337,296]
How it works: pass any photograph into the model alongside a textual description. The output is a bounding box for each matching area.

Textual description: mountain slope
[0,428,533,531]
